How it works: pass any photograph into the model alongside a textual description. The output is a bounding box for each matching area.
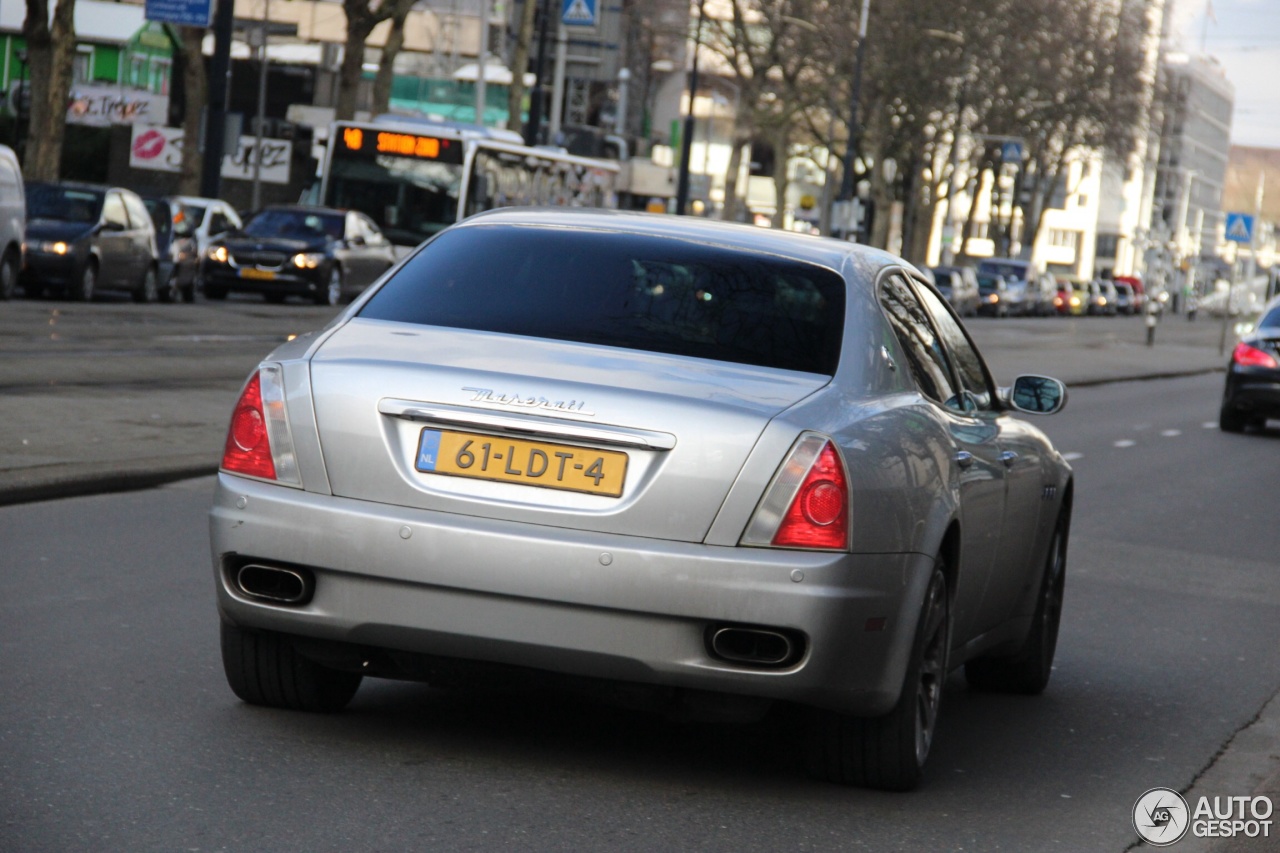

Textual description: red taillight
[772,441,848,549]
[221,373,277,480]
[1233,341,1279,369]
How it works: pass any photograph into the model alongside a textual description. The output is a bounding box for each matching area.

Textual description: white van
[0,144,23,300]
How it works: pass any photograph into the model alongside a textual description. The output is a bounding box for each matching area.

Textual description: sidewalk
[0,313,1235,508]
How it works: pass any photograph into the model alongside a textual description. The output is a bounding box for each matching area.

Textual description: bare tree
[335,0,417,121]
[371,2,415,115]
[178,26,207,196]
[21,0,76,180]
[507,0,539,132]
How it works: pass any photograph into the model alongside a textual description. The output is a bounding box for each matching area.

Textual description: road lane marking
[1161,429,1181,437]
[1063,452,1083,461]
[1114,440,1136,448]
[1203,422,1217,429]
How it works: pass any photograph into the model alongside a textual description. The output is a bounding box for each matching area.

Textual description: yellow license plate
[240,268,275,280]
[415,429,628,497]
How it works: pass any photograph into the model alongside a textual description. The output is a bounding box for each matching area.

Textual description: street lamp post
[675,0,707,216]
[835,0,871,238]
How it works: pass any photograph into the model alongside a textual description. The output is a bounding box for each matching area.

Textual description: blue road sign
[1001,140,1023,163]
[1225,212,1255,244]
[562,0,597,27]
[145,0,213,27]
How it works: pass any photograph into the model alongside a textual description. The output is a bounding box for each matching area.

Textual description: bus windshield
[322,124,468,246]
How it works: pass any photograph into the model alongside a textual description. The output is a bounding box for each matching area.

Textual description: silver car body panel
[211,209,1072,716]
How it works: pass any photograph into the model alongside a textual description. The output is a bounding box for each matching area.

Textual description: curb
[0,459,218,508]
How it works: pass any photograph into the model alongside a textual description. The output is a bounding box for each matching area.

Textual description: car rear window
[978,260,1029,281]
[359,224,846,374]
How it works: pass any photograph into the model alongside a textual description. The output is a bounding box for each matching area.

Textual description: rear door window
[359,224,846,375]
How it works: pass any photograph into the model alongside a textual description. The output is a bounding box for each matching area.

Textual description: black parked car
[1220,296,1280,432]
[142,196,199,303]
[22,182,159,301]
[202,205,397,305]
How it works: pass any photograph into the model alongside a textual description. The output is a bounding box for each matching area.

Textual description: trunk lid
[307,318,829,542]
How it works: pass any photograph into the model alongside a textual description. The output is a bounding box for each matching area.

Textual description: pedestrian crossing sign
[1225,212,1255,243]
[562,0,597,26]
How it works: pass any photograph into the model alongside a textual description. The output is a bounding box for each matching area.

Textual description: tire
[805,560,951,791]
[263,292,287,304]
[132,265,158,304]
[1219,402,1247,433]
[220,621,362,712]
[72,260,97,302]
[159,269,180,304]
[315,267,342,306]
[204,283,228,300]
[0,247,17,300]
[180,280,196,303]
[965,511,1068,695]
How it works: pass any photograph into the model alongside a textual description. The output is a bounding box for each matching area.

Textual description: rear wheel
[966,511,1068,695]
[0,247,17,300]
[159,268,180,303]
[220,621,362,712]
[1219,401,1247,433]
[72,261,97,302]
[315,267,342,306]
[132,265,158,304]
[805,560,950,791]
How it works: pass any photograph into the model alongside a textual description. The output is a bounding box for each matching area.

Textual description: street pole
[201,0,235,200]
[550,24,567,141]
[523,0,552,146]
[251,3,269,212]
[836,0,871,238]
[674,0,706,216]
[474,0,489,127]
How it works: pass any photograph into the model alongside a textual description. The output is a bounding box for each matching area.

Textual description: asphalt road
[2,372,1277,851]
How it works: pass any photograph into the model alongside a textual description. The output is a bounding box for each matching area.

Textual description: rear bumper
[210,474,933,716]
[1225,369,1280,417]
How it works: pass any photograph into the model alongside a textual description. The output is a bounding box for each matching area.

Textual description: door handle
[999,450,1019,467]
[955,451,975,470]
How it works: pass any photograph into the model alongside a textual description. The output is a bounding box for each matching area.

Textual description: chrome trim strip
[377,399,677,450]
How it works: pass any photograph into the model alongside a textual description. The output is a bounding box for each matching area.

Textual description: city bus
[317,116,620,250]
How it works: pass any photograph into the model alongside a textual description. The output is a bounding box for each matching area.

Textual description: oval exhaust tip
[236,564,310,605]
[710,627,795,666]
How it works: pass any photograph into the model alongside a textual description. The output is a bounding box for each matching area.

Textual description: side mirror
[1000,374,1067,416]
[101,220,126,232]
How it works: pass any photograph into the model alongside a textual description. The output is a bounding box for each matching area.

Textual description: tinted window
[27,184,103,223]
[1259,305,1280,330]
[978,260,1031,281]
[360,224,846,375]
[910,279,993,411]
[143,198,171,237]
[878,274,957,405]
[245,209,343,240]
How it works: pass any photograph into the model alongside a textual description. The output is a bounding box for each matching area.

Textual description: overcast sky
[1169,0,1280,148]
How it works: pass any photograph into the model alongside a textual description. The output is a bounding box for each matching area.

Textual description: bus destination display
[338,127,463,164]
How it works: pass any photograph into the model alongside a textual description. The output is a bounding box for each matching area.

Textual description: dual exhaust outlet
[708,625,803,668]
[234,562,313,606]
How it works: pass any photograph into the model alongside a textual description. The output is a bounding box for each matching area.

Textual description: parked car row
[1,154,396,307]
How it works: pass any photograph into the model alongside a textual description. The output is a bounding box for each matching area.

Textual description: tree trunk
[371,4,411,116]
[720,125,751,222]
[23,0,77,181]
[336,1,386,121]
[178,26,207,196]
[507,0,538,132]
[768,125,789,230]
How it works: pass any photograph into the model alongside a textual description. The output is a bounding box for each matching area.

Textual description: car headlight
[292,252,325,270]
[208,245,229,263]
[38,241,70,255]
